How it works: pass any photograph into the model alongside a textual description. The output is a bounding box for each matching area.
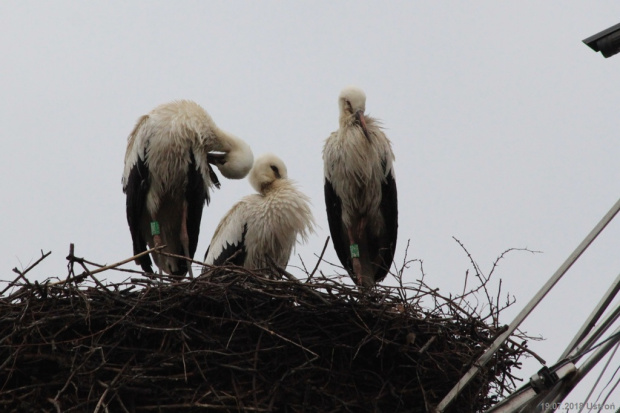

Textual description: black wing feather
[124,156,153,273]
[373,167,398,283]
[185,151,207,260]
[324,179,353,275]
[205,223,248,266]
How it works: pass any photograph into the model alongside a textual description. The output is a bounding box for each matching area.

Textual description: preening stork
[323,86,398,288]
[204,153,315,270]
[122,100,254,277]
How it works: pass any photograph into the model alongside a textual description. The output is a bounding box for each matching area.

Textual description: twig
[12,249,52,278]
[3,250,52,295]
[93,357,134,413]
[264,256,330,305]
[309,237,330,279]
[56,245,167,286]
[418,336,436,354]
[157,250,206,273]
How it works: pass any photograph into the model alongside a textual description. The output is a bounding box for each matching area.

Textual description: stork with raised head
[204,153,315,270]
[122,100,254,277]
[323,86,398,288]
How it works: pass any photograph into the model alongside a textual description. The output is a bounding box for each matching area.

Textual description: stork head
[208,136,254,179]
[249,153,288,194]
[338,86,370,140]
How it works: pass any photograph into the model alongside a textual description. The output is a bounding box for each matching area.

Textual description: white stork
[323,86,398,288]
[204,153,315,270]
[122,100,254,277]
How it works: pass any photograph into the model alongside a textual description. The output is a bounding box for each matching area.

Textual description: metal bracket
[530,366,559,393]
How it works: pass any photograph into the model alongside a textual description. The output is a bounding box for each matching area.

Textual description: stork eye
[270,165,281,178]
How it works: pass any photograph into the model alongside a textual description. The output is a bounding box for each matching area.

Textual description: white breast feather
[245,179,315,268]
[122,101,221,216]
[323,117,395,231]
[208,179,315,269]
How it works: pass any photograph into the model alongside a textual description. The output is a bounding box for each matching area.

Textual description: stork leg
[347,216,368,286]
[347,226,363,285]
[180,201,194,278]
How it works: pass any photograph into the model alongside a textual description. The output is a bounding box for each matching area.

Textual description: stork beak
[355,110,370,141]
[207,152,226,165]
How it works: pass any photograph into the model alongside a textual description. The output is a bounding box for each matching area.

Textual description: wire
[567,330,620,365]
[581,340,619,412]
[597,357,620,411]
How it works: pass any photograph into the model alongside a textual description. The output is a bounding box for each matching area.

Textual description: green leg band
[150,221,161,236]
[350,244,360,258]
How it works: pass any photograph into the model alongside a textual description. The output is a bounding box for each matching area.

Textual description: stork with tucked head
[323,86,398,288]
[122,100,254,277]
[204,153,315,270]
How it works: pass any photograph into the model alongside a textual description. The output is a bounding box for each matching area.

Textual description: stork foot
[153,234,163,247]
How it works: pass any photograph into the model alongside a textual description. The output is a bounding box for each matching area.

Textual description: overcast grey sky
[2,1,620,407]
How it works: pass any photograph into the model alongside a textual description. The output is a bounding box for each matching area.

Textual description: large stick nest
[0,244,530,412]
